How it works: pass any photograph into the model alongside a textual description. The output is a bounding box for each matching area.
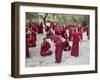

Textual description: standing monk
[52,35,64,63]
[54,25,61,35]
[71,29,81,57]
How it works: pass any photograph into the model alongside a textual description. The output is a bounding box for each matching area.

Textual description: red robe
[27,35,36,47]
[40,41,52,56]
[71,32,80,57]
[54,26,61,35]
[52,35,63,63]
[26,35,36,58]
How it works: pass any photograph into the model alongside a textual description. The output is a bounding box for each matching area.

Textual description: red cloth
[71,32,80,57]
[52,35,63,63]
[31,23,38,32]
[54,27,61,35]
[40,41,52,56]
[27,35,36,47]
[55,42,63,63]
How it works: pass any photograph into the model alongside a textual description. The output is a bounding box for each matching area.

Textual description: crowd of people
[26,20,89,63]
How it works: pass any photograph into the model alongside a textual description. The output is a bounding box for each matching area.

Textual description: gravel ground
[25,32,90,67]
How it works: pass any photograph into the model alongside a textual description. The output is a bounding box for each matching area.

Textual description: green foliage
[26,12,39,22]
[26,12,89,26]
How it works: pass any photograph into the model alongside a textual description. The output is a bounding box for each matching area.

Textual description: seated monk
[27,34,36,47]
[63,40,71,51]
[40,38,52,56]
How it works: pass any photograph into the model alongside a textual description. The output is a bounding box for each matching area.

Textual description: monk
[27,34,36,47]
[54,25,61,35]
[71,29,80,57]
[52,35,64,63]
[40,38,52,56]
[26,34,35,58]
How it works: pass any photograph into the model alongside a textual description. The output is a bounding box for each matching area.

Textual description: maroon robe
[40,41,52,56]
[71,32,80,57]
[54,26,61,35]
[26,35,36,58]
[52,35,63,63]
[27,35,36,47]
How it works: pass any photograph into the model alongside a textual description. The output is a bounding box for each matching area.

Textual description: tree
[39,13,48,27]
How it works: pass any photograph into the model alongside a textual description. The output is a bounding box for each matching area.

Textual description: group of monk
[26,20,89,63]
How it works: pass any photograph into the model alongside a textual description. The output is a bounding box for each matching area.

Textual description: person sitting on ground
[40,38,52,56]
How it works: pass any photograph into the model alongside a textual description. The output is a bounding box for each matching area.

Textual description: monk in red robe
[27,34,36,47]
[52,35,64,63]
[71,29,80,57]
[54,25,61,35]
[26,34,35,57]
[40,38,52,56]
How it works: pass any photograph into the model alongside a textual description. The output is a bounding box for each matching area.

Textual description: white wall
[0,0,100,80]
